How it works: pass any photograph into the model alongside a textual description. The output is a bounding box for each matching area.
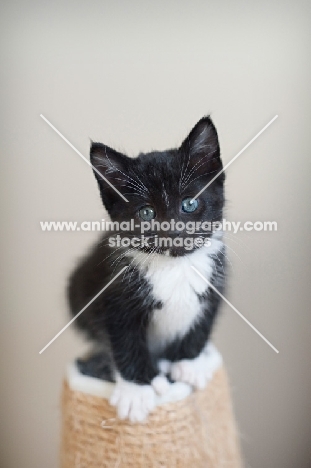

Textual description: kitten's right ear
[90,142,129,210]
[179,116,223,185]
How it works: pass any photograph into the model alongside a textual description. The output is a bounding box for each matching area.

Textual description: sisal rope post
[60,357,243,468]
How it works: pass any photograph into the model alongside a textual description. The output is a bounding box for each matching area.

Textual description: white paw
[109,377,156,423]
[170,359,208,389]
[151,374,171,395]
[170,344,222,390]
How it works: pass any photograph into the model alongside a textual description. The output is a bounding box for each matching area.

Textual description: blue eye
[182,197,198,213]
[139,206,156,221]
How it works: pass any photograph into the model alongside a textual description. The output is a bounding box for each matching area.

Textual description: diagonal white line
[191,115,278,201]
[40,114,129,203]
[39,266,128,354]
[191,266,279,353]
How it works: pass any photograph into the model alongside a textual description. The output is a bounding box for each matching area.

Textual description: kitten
[68,116,226,422]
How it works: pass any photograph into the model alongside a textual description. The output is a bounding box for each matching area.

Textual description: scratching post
[61,352,242,467]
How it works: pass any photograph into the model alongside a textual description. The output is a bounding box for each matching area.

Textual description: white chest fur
[127,235,223,351]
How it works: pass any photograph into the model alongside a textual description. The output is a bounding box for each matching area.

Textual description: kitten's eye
[181,197,198,213]
[139,206,156,221]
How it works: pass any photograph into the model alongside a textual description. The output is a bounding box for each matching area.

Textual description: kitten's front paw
[170,347,222,390]
[171,359,207,389]
[151,374,170,395]
[109,378,156,423]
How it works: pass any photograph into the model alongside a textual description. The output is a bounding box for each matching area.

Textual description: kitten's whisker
[182,167,219,191]
[106,176,147,197]
[179,143,192,190]
[222,232,251,248]
[224,244,244,264]
[117,179,148,196]
[131,172,150,193]
[97,244,127,266]
[124,250,145,283]
[218,248,234,271]
[110,248,133,271]
[124,251,151,280]
[116,181,146,193]
[181,155,207,187]
[97,153,148,192]
[179,137,194,189]
[126,246,157,283]
[111,249,136,278]
[221,234,249,252]
[122,192,148,198]
[104,150,149,193]
[181,160,211,188]
[130,247,157,286]
[211,252,226,276]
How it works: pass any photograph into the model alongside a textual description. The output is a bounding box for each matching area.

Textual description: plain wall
[1,1,311,467]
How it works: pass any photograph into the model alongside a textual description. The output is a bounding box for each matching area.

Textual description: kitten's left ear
[90,142,130,210]
[179,116,223,182]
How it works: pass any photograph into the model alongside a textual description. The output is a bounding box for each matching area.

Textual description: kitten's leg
[160,289,223,389]
[108,326,170,422]
[77,349,114,381]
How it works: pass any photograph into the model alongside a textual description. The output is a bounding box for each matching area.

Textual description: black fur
[68,116,225,383]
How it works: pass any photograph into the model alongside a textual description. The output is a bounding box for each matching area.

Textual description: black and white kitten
[68,116,226,422]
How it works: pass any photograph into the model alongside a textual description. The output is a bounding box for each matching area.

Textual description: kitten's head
[90,116,225,257]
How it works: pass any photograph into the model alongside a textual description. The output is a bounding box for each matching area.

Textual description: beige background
[1,1,311,467]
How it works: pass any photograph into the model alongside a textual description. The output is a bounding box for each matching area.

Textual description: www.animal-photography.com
[1,1,310,467]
